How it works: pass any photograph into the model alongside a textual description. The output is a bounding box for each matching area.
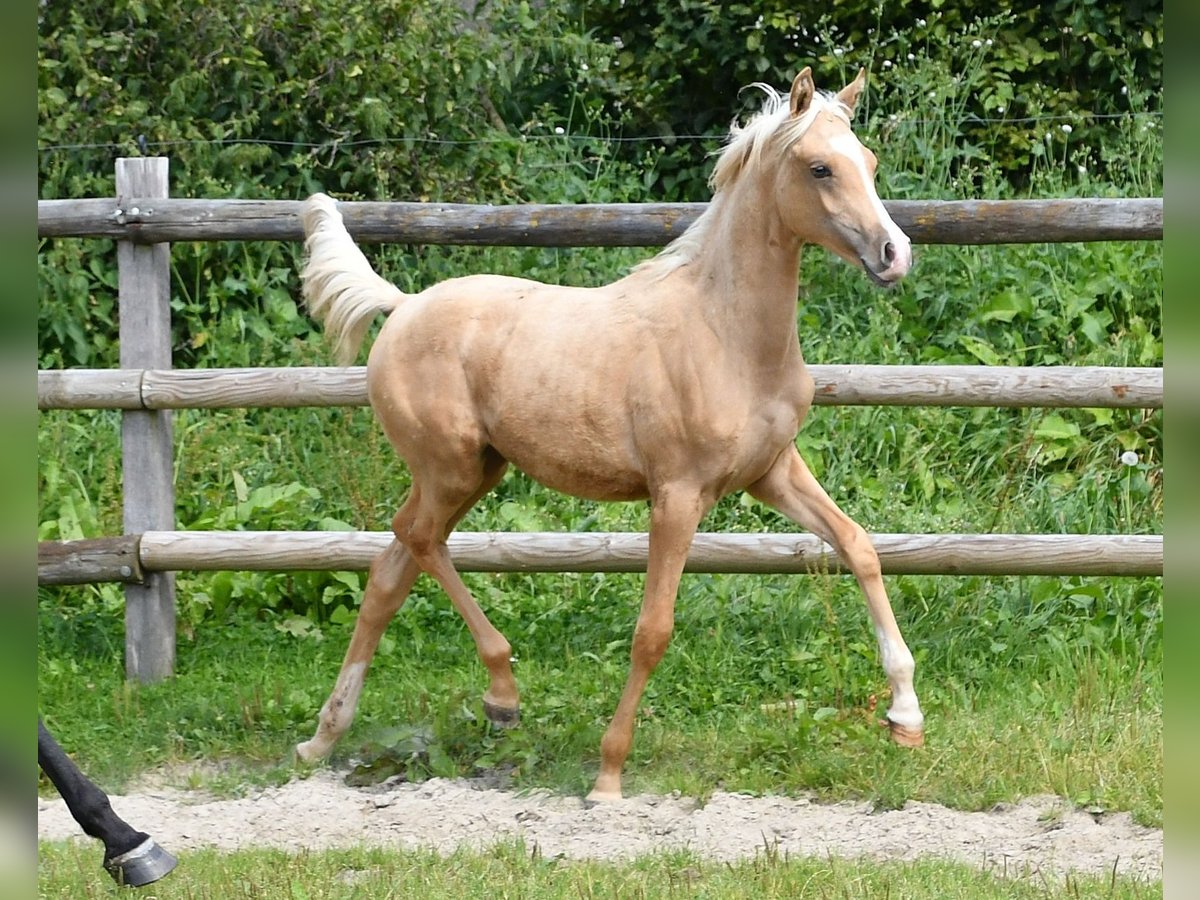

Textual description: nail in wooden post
[115,158,176,682]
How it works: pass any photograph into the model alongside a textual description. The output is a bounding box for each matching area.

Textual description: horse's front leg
[747,447,925,746]
[587,485,710,802]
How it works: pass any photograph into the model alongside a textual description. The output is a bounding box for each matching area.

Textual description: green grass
[37,570,1162,827]
[37,840,1161,899]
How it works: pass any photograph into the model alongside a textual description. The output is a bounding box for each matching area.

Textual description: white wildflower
[972,39,982,48]
[834,47,844,57]
[1120,450,1139,467]
[1061,123,1073,134]
[554,126,565,135]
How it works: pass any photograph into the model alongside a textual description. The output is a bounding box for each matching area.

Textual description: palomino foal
[295,67,924,801]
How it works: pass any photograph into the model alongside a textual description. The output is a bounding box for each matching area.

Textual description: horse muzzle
[861,233,912,286]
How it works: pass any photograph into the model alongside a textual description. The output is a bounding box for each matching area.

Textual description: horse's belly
[499,442,650,502]
[481,374,649,501]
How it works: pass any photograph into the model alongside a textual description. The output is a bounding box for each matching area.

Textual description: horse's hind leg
[296,539,421,763]
[297,454,512,762]
[747,447,925,747]
[395,451,521,726]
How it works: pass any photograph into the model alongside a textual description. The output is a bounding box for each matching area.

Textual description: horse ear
[836,67,868,113]
[789,67,815,117]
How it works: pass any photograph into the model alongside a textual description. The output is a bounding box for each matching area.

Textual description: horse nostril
[882,241,896,266]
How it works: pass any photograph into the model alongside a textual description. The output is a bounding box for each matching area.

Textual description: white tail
[300,193,405,365]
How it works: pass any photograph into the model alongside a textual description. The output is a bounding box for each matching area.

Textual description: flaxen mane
[635,85,852,280]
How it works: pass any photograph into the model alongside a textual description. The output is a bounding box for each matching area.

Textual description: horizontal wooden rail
[38,535,144,586]
[37,365,1163,411]
[37,197,1163,245]
[38,531,1163,584]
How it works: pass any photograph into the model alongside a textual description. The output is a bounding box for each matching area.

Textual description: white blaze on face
[827,131,912,277]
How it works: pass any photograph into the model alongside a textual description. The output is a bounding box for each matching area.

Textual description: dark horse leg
[38,719,176,886]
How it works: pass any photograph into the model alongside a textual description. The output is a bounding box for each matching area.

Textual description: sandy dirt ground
[38,768,1162,881]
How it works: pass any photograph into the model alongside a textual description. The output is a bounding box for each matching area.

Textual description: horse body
[295,67,924,801]
[370,263,812,504]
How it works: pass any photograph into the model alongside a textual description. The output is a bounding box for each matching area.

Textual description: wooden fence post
[116,158,176,682]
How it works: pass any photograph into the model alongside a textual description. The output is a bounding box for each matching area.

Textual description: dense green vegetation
[38,6,1162,888]
[578,0,1163,195]
[37,0,1163,369]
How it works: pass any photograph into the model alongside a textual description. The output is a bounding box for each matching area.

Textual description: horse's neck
[685,179,805,364]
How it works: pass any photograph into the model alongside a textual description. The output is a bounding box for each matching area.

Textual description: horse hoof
[585,772,623,804]
[105,838,177,887]
[294,740,326,764]
[888,720,925,748]
[584,788,623,805]
[482,699,520,729]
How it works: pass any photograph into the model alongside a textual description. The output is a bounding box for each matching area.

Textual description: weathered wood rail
[37,365,1164,411]
[37,532,1164,585]
[37,197,1163,245]
[37,158,1164,681]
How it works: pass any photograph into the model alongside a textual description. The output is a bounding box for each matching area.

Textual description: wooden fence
[37,158,1164,682]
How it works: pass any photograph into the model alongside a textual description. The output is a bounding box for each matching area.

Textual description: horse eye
[810,165,832,179]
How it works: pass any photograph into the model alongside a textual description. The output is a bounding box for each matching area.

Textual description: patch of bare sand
[37,769,1162,881]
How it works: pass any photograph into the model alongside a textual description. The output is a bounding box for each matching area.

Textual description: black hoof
[482,699,520,729]
[105,838,177,887]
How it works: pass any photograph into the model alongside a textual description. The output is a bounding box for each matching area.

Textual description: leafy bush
[38,0,1163,368]
[37,0,637,368]
[575,0,1162,197]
